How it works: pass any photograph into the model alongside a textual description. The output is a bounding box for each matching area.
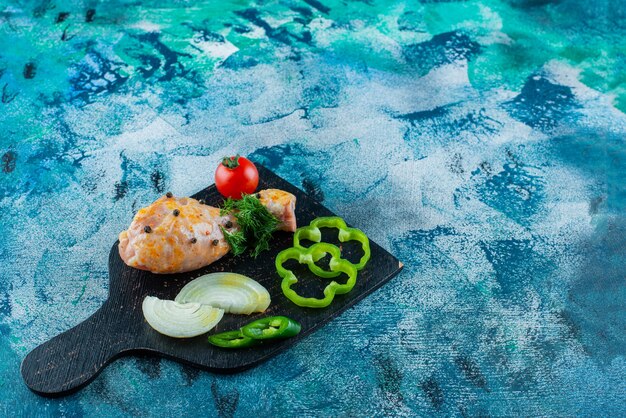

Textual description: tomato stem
[221,154,241,169]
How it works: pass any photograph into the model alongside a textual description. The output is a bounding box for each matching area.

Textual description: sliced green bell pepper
[241,316,301,340]
[293,216,371,274]
[276,242,358,308]
[208,330,258,349]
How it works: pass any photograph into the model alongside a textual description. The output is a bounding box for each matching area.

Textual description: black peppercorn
[198,199,206,205]
[144,225,152,233]
[173,209,180,216]
[166,192,173,198]
[212,239,219,246]
[224,220,233,228]
[190,237,197,244]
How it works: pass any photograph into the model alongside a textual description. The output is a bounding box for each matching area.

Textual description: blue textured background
[1,0,625,416]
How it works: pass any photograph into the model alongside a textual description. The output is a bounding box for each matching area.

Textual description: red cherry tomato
[215,155,259,199]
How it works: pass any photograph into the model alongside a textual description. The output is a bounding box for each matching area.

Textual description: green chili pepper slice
[276,242,358,308]
[208,330,258,348]
[293,216,371,275]
[240,316,301,340]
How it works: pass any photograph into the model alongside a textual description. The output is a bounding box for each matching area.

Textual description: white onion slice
[142,296,224,338]
[174,272,271,315]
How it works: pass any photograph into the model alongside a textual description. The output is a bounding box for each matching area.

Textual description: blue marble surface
[1,0,625,416]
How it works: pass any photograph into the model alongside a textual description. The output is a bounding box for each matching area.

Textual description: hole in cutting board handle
[20,303,134,397]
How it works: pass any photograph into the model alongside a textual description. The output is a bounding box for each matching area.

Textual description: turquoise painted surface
[1,0,625,416]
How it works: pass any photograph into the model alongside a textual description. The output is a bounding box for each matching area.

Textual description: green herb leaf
[221,194,280,257]
[221,227,247,256]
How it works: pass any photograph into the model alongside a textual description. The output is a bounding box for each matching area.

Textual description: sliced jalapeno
[208,330,258,348]
[241,316,301,340]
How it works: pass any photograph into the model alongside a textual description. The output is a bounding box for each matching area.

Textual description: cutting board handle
[20,303,133,397]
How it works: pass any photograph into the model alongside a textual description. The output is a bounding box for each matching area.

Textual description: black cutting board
[21,165,403,397]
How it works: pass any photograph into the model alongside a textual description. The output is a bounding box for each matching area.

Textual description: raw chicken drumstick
[118,189,296,274]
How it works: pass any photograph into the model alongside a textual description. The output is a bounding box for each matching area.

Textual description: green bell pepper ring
[241,316,301,340]
[276,242,358,308]
[208,330,258,349]
[293,216,371,273]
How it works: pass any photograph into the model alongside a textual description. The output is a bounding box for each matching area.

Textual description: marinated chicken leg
[118,189,296,274]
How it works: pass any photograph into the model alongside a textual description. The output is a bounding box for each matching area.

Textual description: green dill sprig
[221,194,280,257]
[220,226,247,256]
